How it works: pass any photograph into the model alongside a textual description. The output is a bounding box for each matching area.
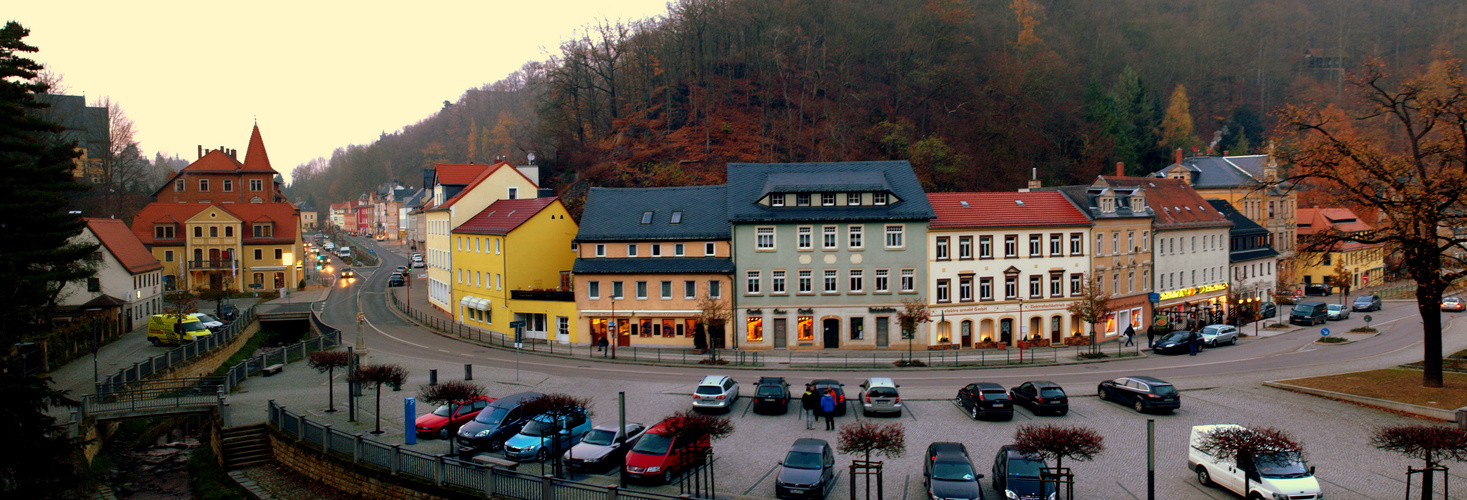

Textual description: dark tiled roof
[1100,176,1230,230]
[454,198,559,235]
[1033,185,1154,221]
[1208,200,1279,263]
[726,161,934,223]
[928,192,1090,228]
[576,186,730,241]
[572,257,735,274]
[1232,247,1280,262]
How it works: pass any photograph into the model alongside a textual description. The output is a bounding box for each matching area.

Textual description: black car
[956,382,1013,421]
[1008,381,1068,416]
[456,391,544,458]
[1304,283,1332,296]
[1352,294,1383,312]
[809,379,847,416]
[924,442,984,500]
[752,376,791,414]
[1258,301,1278,319]
[992,445,1054,500]
[215,303,240,322]
[1098,376,1181,413]
[775,438,835,499]
[1151,330,1203,355]
[387,273,405,287]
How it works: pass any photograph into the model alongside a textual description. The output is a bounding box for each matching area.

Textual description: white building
[60,218,164,332]
[1106,177,1233,328]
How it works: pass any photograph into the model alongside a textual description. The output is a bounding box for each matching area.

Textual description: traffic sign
[1148,292,1160,303]
[1320,327,1331,337]
[1363,315,1373,323]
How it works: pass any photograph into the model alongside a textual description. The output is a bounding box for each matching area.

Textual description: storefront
[1100,294,1152,339]
[1155,282,1228,331]
[741,307,901,350]
[930,302,1084,348]
[583,314,716,348]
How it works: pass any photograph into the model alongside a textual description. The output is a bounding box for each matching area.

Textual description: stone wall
[167,320,261,380]
[267,429,479,500]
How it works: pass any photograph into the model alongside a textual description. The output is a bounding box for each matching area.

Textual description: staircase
[219,424,272,469]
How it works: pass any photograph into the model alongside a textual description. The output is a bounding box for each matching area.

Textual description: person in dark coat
[819,390,837,430]
[1146,324,1156,349]
[801,384,818,429]
[1123,325,1135,347]
[1189,330,1201,356]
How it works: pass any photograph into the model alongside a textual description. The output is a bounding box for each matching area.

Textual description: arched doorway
[822,318,840,348]
[1000,318,1013,344]
[1050,315,1063,342]
[1028,316,1043,342]
[937,321,952,345]
[980,319,994,343]
[960,320,973,346]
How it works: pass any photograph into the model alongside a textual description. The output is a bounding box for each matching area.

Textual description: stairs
[220,424,272,469]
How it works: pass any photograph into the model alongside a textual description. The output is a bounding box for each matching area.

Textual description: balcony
[188,259,237,270]
[510,289,575,302]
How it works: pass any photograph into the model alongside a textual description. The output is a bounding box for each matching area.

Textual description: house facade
[1295,207,1385,292]
[1210,200,1280,311]
[1104,176,1232,328]
[728,161,934,350]
[1042,174,1157,340]
[925,192,1093,347]
[60,218,164,332]
[451,197,578,342]
[422,162,539,313]
[572,186,735,348]
[1154,148,1298,280]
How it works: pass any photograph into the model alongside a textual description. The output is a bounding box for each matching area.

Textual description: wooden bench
[262,364,284,376]
[471,454,519,470]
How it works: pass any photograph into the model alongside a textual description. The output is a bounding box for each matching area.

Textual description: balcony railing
[510,289,575,302]
[188,259,237,270]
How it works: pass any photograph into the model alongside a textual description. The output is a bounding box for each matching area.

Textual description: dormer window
[507,187,518,199]
[641,211,654,224]
[873,192,888,205]
[1099,196,1115,213]
[251,223,273,238]
[771,194,785,207]
[670,211,682,224]
[822,193,836,206]
[1131,194,1144,212]
[847,193,861,205]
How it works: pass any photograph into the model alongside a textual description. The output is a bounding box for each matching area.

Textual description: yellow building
[1153,148,1298,262]
[1296,207,1386,292]
[451,197,579,343]
[421,162,540,312]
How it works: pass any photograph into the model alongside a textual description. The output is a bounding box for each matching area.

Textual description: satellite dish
[527,152,536,164]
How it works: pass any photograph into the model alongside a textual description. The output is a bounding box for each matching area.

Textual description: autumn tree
[1281,58,1467,388]
[1013,424,1105,491]
[348,364,408,433]
[838,421,905,499]
[695,293,729,352]
[1066,273,1113,354]
[1329,260,1353,304]
[659,409,734,455]
[896,297,931,364]
[1370,424,1467,500]
[417,380,485,439]
[1194,426,1304,494]
[1159,84,1198,154]
[306,350,350,413]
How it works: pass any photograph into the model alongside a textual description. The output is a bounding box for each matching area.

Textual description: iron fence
[95,306,256,395]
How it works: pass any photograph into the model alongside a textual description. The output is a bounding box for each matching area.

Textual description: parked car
[1352,294,1382,312]
[1198,325,1239,347]
[216,303,240,322]
[1258,301,1278,319]
[1290,301,1329,325]
[992,444,1055,500]
[1304,283,1332,296]
[415,395,495,439]
[624,417,710,484]
[774,438,836,499]
[456,391,543,458]
[191,313,225,330]
[503,411,592,462]
[1008,380,1068,416]
[395,265,408,274]
[955,382,1013,421]
[340,267,355,279]
[751,377,791,414]
[387,273,405,287]
[857,377,902,417]
[692,375,739,413]
[1098,376,1181,413]
[565,422,645,472]
[1326,303,1350,321]
[923,442,983,500]
[1152,330,1204,355]
[809,379,848,416]
[1443,296,1465,312]
[1190,425,1321,499]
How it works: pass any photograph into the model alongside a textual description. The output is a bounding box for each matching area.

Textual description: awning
[473,298,491,311]
[459,296,473,307]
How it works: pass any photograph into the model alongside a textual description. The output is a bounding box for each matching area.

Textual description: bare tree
[838,420,905,499]
[896,297,931,364]
[306,351,350,412]
[1013,424,1105,470]
[348,364,408,434]
[1371,424,1467,500]
[417,380,486,438]
[695,293,729,353]
[1195,426,1304,495]
[1066,273,1113,354]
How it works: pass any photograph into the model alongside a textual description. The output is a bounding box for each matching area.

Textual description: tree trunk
[375,383,384,433]
[1416,284,1445,388]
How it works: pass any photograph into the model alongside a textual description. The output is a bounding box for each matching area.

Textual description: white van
[338,246,352,259]
[1189,425,1321,499]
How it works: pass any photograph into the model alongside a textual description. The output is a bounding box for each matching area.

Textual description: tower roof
[242,125,274,172]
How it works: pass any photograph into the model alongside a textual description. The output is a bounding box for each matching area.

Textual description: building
[925,192,1093,347]
[298,201,318,230]
[1295,207,1385,292]
[1103,175,1232,328]
[35,94,107,183]
[329,202,348,229]
[59,218,164,333]
[573,186,735,348]
[1041,175,1155,339]
[399,188,426,246]
[728,161,934,350]
[132,126,303,292]
[421,162,540,313]
[452,197,578,342]
[1209,200,1280,317]
[1152,147,1297,265]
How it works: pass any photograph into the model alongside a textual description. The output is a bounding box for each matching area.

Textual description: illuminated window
[797,316,813,341]
[746,317,764,341]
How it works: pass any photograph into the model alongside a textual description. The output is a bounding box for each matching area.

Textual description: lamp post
[609,299,617,359]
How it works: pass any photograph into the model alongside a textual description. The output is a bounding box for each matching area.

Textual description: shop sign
[1158,282,1228,301]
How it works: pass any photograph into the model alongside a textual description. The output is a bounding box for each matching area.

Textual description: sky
[9,0,673,184]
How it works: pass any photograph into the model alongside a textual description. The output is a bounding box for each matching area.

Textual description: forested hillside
[285,0,1467,215]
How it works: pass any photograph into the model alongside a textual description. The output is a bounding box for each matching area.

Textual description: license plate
[763,398,776,402]
[992,403,1003,408]
[787,489,804,494]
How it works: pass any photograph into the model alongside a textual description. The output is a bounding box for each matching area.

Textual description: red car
[415,395,495,439]
[623,417,711,484]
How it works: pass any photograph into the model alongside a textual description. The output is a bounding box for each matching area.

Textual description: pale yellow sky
[10,0,672,184]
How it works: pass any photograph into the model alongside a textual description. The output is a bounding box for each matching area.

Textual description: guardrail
[80,385,224,421]
[219,311,343,395]
[267,401,694,500]
[95,306,257,395]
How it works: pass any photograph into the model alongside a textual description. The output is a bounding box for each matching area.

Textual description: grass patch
[1265,323,1291,329]
[187,447,252,500]
[1279,368,1467,409]
[212,329,270,376]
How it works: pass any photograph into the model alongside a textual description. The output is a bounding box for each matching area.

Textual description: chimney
[1175,148,1183,165]
[1115,162,1124,177]
[197,145,202,159]
[1026,167,1041,189]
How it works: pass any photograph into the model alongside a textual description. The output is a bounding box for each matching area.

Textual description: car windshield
[183,321,209,332]
[1327,304,1342,311]
[474,407,508,424]
[432,404,453,417]
[1355,296,1372,303]
[867,387,899,397]
[1202,326,1222,334]
[1292,304,1315,314]
[783,451,823,469]
[631,432,672,454]
[932,461,976,481]
[1255,453,1310,478]
[1448,298,1461,304]
[195,314,219,323]
[1038,388,1065,398]
[1150,384,1178,396]
[695,385,723,395]
[756,385,784,396]
[581,429,616,446]
[518,418,558,437]
[1007,456,1045,478]
[1162,331,1190,342]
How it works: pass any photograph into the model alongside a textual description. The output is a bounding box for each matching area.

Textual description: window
[746,317,764,341]
[641,211,654,224]
[1050,273,1062,297]
[958,236,972,260]
[979,236,992,258]
[772,270,787,294]
[250,179,263,191]
[1127,271,1135,293]
[670,211,682,224]
[823,270,838,293]
[612,281,624,299]
[705,242,716,255]
[194,226,203,238]
[1143,269,1151,290]
[935,237,950,260]
[674,243,684,256]
[559,317,569,338]
[1112,233,1119,254]
[684,280,697,299]
[795,316,814,340]
[1192,236,1197,252]
[1004,276,1018,299]
[661,281,672,299]
[900,269,915,292]
[209,226,218,237]
[756,227,775,250]
[746,271,761,294]
[225,226,233,237]
[154,225,175,239]
[1004,235,1018,257]
[1096,233,1104,256]
[885,225,904,248]
[848,269,863,293]
[1049,234,1062,256]
[959,276,973,302]
[1070,233,1083,255]
[771,193,785,207]
[1142,230,1149,250]
[875,269,889,292]
[798,270,813,294]
[796,193,811,206]
[1029,234,1042,256]
[979,277,993,300]
[164,250,174,262]
[222,179,233,192]
[588,281,600,299]
[254,249,263,260]
[847,193,861,205]
[823,226,838,249]
[636,281,648,299]
[199,179,209,192]
[709,280,721,299]
[850,317,864,340]
[274,248,283,260]
[87,277,100,292]
[848,225,863,249]
[936,279,951,303]
[873,192,888,205]
[651,244,662,257]
[1069,274,1082,296]
[1127,231,1135,252]
[252,224,272,238]
[507,187,518,199]
[1030,275,1042,298]
[822,193,836,206]
[595,244,605,257]
[174,179,184,192]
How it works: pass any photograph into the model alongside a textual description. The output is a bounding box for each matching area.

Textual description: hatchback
[340,267,355,279]
[456,391,543,458]
[1152,330,1203,355]
[956,382,1013,421]
[1304,283,1332,296]
[1326,303,1350,320]
[809,379,848,416]
[924,442,983,500]
[692,375,739,413]
[415,395,495,439]
[751,377,791,414]
[1008,381,1067,416]
[503,411,592,462]
[624,417,710,484]
[775,438,836,499]
[1258,302,1278,319]
[992,445,1054,500]
[1352,294,1382,312]
[1198,325,1238,347]
[858,377,902,417]
[1444,296,1465,312]
[387,273,405,287]
[1098,376,1181,413]
[565,423,645,472]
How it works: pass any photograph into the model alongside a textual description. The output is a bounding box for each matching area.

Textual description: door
[773,318,787,349]
[875,317,889,347]
[616,321,631,346]
[1000,319,1013,344]
[823,318,840,348]
[208,248,221,266]
[960,320,972,347]
[209,273,223,290]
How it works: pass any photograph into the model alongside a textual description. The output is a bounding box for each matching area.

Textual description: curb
[1262,380,1460,422]
[228,469,273,499]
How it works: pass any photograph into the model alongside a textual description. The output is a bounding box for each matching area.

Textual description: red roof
[85,218,162,274]
[928,192,1090,228]
[241,125,274,172]
[435,161,539,210]
[1099,176,1231,229]
[131,202,299,245]
[180,149,244,173]
[454,198,559,235]
[1297,207,1373,235]
[435,163,494,186]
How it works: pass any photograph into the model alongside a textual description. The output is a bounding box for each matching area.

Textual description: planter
[1064,336,1090,346]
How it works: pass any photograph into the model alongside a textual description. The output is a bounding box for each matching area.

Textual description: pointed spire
[242,124,274,172]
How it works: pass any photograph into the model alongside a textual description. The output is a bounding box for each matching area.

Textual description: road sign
[1321,327,1331,337]
[510,321,526,329]
[1148,292,1160,303]
[514,342,523,349]
[1363,314,1373,323]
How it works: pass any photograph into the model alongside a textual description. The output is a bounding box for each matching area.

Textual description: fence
[94,306,257,395]
[219,318,342,395]
[79,380,225,420]
[784,340,1143,369]
[388,289,762,367]
[267,401,694,500]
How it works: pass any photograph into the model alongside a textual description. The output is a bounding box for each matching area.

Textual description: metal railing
[95,306,257,395]
[80,384,224,420]
[187,259,238,270]
[267,401,691,500]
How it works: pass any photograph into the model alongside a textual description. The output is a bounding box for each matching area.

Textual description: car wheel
[1230,336,1237,346]
[487,439,504,452]
[437,428,449,440]
[1058,409,1069,416]
[1097,387,1107,401]
[148,337,161,346]
[971,405,980,420]
[662,470,674,485]
[1196,466,1212,486]
[1134,398,1146,413]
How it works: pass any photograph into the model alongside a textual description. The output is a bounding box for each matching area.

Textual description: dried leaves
[660,409,734,446]
[521,393,593,419]
[1194,426,1303,463]
[837,421,906,460]
[305,350,349,373]
[1013,424,1105,468]
[347,363,407,388]
[417,380,485,406]
[1371,424,1467,465]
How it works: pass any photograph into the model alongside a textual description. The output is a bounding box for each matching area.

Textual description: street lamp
[609,299,617,359]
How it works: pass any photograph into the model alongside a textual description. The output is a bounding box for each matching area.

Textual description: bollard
[429,369,438,386]
[1458,407,1467,430]
[465,364,473,380]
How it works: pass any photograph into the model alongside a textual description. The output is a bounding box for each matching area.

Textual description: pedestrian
[801,384,818,430]
[819,389,837,430]
[1123,325,1135,347]
[597,335,608,354]
[1146,324,1156,349]
[1189,331,1200,356]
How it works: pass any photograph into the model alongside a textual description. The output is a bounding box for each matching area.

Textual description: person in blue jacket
[819,390,837,430]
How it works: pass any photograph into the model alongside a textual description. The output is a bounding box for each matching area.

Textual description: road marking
[742,464,780,496]
[361,315,430,349]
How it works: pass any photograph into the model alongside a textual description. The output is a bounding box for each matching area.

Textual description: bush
[893,359,925,367]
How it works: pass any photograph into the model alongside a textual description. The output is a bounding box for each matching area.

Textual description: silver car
[1326,303,1351,320]
[1198,324,1238,347]
[858,377,902,416]
[564,422,644,472]
[692,375,739,412]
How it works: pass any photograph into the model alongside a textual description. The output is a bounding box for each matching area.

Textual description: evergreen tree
[0,21,95,495]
